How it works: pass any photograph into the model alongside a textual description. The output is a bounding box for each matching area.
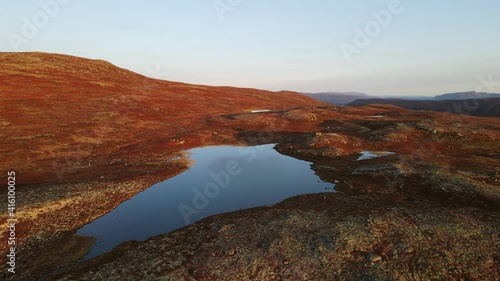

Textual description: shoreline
[1,106,499,280]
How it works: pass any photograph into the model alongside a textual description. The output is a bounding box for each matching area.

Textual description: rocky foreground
[0,53,499,280]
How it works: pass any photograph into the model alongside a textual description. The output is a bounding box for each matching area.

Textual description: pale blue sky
[1,0,499,96]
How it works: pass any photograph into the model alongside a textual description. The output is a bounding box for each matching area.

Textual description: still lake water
[78,144,335,259]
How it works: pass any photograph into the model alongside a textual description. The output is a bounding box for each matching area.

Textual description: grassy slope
[0,52,324,185]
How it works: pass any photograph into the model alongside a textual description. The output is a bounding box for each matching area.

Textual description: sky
[1,0,500,96]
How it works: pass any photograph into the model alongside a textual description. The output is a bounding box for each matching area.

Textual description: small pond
[77,144,335,259]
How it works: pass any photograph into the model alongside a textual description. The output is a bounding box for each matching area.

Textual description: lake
[77,144,335,259]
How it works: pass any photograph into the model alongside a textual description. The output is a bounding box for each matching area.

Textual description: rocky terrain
[0,53,499,280]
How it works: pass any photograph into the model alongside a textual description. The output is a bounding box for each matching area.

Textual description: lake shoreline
[2,106,499,280]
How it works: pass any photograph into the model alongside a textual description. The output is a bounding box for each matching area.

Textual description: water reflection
[78,144,335,259]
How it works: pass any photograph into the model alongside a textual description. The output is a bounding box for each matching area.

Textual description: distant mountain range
[302,92,370,105]
[303,91,500,106]
[434,91,500,100]
[303,91,500,117]
[347,98,500,117]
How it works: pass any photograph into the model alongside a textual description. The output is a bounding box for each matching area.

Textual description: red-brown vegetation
[0,53,498,280]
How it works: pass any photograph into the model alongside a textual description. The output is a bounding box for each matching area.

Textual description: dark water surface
[77,144,335,259]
